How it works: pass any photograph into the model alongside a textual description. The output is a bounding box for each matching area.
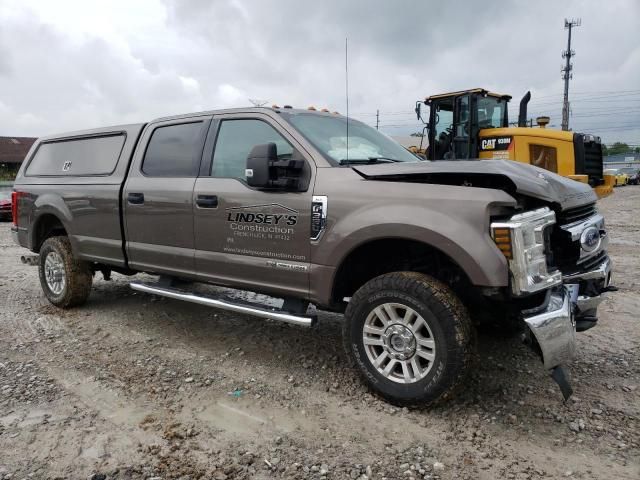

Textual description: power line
[533,96,640,108]
[533,89,640,100]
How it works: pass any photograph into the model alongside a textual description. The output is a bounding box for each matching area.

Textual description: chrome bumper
[524,257,612,371]
[523,287,576,370]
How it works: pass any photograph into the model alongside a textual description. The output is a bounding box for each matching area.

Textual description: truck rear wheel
[38,236,92,308]
[343,271,475,407]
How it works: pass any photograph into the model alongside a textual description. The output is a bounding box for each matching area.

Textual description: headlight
[491,207,562,295]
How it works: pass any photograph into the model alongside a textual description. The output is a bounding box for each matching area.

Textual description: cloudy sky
[1,0,638,145]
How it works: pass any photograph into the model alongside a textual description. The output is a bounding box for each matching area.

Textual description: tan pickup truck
[11,107,613,406]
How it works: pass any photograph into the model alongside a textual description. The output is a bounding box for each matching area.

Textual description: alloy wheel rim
[44,251,66,295]
[362,302,436,384]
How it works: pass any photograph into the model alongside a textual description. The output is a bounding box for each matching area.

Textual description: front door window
[212,119,293,180]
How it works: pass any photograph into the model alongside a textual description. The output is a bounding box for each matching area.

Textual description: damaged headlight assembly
[491,207,562,295]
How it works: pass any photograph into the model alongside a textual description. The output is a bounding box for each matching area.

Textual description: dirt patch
[0,187,638,479]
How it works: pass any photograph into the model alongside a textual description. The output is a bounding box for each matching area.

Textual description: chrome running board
[130,282,315,327]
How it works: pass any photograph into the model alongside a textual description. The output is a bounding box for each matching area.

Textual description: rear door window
[26,134,125,176]
[142,122,206,177]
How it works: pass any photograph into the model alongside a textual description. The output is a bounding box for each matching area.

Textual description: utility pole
[376,109,379,130]
[561,18,581,131]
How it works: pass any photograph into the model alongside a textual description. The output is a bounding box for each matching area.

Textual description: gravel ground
[0,187,638,480]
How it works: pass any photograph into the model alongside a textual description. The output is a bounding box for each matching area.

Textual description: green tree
[606,142,631,156]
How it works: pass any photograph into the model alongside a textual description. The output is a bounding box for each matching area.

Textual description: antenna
[248,98,269,107]
[345,37,349,161]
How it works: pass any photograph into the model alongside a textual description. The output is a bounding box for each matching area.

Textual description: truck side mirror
[246,142,276,188]
[246,143,306,190]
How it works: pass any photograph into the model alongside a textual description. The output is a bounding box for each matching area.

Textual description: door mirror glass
[246,143,277,188]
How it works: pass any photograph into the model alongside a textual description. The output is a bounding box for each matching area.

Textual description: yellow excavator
[414,88,613,198]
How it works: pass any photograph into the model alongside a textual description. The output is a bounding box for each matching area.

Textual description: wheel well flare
[33,214,67,252]
[331,238,471,306]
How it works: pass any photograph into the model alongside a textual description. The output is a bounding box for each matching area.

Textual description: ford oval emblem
[580,226,600,252]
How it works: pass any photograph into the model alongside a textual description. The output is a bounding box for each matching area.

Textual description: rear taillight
[11,191,24,227]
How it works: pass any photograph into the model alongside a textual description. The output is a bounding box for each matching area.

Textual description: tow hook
[20,254,39,266]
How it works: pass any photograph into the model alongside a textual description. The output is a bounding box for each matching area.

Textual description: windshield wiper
[339,157,400,165]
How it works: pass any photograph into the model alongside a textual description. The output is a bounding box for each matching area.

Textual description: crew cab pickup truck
[11,107,613,405]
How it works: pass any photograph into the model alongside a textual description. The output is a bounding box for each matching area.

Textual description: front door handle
[196,194,218,208]
[127,192,144,205]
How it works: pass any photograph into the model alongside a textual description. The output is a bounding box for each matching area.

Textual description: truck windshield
[477,96,507,129]
[284,112,420,164]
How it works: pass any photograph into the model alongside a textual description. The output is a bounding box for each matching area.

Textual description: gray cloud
[0,0,638,144]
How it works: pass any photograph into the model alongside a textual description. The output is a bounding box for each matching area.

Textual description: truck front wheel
[38,236,92,308]
[343,272,475,407]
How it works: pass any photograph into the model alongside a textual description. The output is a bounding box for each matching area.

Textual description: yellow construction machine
[414,88,613,198]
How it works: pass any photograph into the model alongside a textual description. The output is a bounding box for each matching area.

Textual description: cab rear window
[25,134,126,176]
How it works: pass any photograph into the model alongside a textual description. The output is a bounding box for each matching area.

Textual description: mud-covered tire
[38,236,92,308]
[343,271,475,407]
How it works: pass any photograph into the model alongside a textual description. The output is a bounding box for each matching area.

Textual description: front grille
[549,202,599,272]
[578,251,607,272]
[574,133,604,186]
[549,227,579,271]
[557,202,597,225]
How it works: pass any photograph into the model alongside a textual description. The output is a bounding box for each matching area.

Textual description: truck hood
[352,159,597,210]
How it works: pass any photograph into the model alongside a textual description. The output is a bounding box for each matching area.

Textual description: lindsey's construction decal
[225,203,299,245]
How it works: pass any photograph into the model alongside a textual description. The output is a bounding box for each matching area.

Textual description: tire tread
[38,236,92,308]
[343,271,475,407]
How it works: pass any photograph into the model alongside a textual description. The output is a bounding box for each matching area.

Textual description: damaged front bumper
[522,256,613,399]
[523,287,576,371]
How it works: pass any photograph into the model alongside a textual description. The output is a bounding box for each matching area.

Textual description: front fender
[312,202,510,288]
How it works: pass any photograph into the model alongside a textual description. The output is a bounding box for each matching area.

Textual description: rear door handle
[196,194,218,208]
[127,192,145,205]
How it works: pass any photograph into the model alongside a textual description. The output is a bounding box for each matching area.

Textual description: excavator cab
[415,89,511,161]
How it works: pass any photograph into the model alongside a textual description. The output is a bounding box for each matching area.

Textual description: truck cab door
[123,117,211,277]
[192,114,314,299]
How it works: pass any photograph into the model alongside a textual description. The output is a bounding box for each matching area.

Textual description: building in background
[603,152,640,169]
[0,136,37,179]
